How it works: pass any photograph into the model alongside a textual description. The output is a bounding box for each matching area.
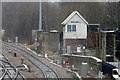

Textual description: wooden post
[21,58,24,64]
[103,33,106,61]
[14,53,17,57]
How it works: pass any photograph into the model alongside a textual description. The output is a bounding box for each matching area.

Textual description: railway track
[3,42,60,80]
[0,53,26,80]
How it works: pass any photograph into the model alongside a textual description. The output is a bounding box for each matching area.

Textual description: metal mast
[39,0,43,31]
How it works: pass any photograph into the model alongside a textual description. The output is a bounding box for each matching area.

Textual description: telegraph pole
[117,1,120,69]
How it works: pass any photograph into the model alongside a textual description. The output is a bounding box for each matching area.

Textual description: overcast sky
[1,0,120,2]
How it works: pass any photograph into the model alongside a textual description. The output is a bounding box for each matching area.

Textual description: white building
[62,11,88,39]
[61,11,88,53]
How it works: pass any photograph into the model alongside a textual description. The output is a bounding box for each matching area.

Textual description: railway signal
[65,62,70,65]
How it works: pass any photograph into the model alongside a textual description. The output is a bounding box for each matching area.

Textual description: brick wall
[65,39,87,52]
[87,32,99,49]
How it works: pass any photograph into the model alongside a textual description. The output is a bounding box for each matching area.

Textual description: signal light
[65,62,70,65]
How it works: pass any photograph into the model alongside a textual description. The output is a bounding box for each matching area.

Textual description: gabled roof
[61,11,88,25]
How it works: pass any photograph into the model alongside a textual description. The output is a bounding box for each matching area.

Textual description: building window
[67,25,76,32]
[72,25,76,32]
[67,25,71,32]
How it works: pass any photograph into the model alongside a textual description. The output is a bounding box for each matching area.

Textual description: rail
[0,53,26,80]
[3,42,60,80]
